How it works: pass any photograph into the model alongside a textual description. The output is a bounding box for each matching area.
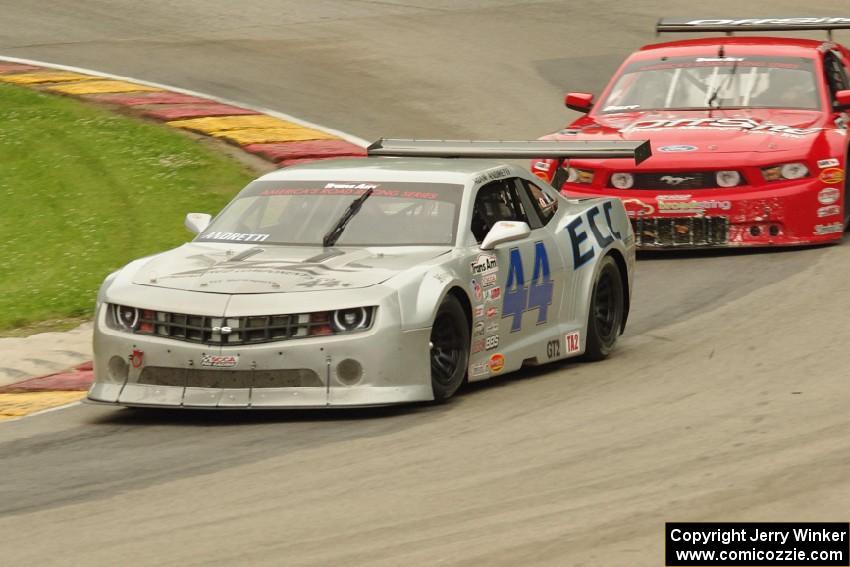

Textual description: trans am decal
[622,118,819,137]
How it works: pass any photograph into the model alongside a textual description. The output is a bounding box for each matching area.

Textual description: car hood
[549,108,826,154]
[131,242,451,294]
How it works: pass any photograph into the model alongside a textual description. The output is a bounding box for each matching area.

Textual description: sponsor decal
[202,231,270,242]
[622,198,655,217]
[130,349,144,369]
[565,331,581,354]
[695,57,744,62]
[201,354,239,368]
[485,335,499,351]
[471,278,483,301]
[818,187,840,205]
[486,306,499,319]
[565,202,622,269]
[621,117,819,138]
[532,161,551,172]
[486,322,499,333]
[481,273,497,288]
[546,338,561,359]
[819,168,845,184]
[503,242,554,332]
[658,145,698,153]
[469,361,489,377]
[486,286,502,301]
[656,194,732,214]
[817,158,840,169]
[473,321,486,336]
[473,305,485,319]
[660,175,696,186]
[488,353,505,374]
[603,104,640,112]
[684,18,850,26]
[471,339,485,354]
[814,222,843,235]
[473,167,512,185]
[324,182,378,190]
[817,205,841,218]
[470,253,498,276]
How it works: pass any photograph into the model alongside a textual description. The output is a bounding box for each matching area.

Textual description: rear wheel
[429,295,469,401]
[582,255,625,362]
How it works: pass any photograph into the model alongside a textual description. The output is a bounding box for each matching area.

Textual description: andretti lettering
[202,231,270,242]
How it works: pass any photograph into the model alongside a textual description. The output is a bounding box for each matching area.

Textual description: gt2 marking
[565,331,581,354]
[503,242,554,332]
[566,202,621,270]
[546,338,561,359]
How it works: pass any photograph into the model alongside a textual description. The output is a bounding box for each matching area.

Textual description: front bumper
[562,178,845,248]
[88,305,433,409]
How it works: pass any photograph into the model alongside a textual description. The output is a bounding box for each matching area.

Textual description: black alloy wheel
[429,295,469,401]
[582,255,625,361]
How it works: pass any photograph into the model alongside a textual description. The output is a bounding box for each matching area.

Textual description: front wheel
[429,295,470,401]
[581,255,625,362]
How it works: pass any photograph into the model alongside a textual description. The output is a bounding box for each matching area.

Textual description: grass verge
[0,82,254,334]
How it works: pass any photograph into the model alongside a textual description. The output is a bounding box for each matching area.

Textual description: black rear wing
[656,17,850,39]
[367,139,652,165]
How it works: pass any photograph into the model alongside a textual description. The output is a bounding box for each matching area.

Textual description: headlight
[310,307,375,336]
[715,170,742,188]
[762,162,809,182]
[114,305,140,331]
[332,307,372,332]
[610,172,634,189]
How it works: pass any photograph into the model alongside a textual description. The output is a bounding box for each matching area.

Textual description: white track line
[0,54,370,148]
[0,54,368,423]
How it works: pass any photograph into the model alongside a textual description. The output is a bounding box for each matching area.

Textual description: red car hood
[547,108,826,154]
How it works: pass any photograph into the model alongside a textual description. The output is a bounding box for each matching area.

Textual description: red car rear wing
[656,17,850,39]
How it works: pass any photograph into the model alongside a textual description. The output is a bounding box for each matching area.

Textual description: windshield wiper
[322,188,374,247]
[707,59,739,110]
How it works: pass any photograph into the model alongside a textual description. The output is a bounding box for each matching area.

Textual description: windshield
[599,56,821,113]
[197,180,463,247]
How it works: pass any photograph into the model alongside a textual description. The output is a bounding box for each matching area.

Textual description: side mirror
[184,212,211,234]
[480,221,531,250]
[835,89,850,111]
[565,92,594,113]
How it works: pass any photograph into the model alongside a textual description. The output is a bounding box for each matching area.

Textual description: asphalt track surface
[2,2,850,565]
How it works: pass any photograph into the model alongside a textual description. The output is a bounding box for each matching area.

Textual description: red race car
[535,17,850,248]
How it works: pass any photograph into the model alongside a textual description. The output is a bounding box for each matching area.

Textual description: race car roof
[635,36,828,59]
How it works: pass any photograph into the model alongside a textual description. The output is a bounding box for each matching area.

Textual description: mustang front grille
[108,305,375,345]
[632,216,728,247]
[613,171,744,189]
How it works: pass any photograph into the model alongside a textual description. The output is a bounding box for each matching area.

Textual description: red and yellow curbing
[0,57,367,420]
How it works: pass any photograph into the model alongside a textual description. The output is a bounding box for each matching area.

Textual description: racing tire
[429,295,470,401]
[581,255,625,362]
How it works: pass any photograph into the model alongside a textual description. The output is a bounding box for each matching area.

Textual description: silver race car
[87,139,649,409]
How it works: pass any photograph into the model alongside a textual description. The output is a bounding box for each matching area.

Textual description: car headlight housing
[609,172,634,189]
[762,162,809,182]
[715,170,742,188]
[331,307,372,332]
[565,167,594,184]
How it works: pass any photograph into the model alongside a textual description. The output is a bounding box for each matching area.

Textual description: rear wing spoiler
[367,139,652,165]
[656,17,850,39]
